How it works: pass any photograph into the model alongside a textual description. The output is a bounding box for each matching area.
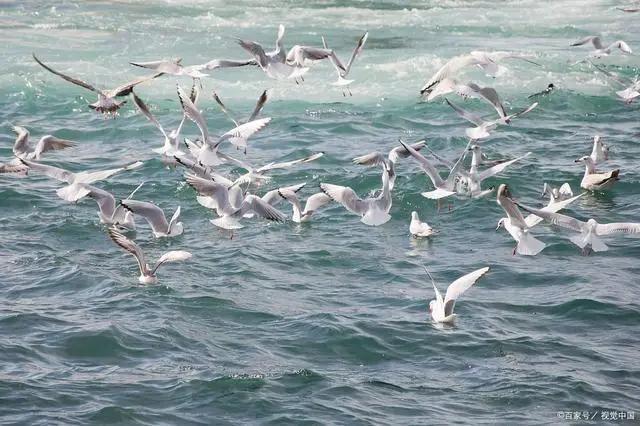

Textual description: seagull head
[495,218,506,231]
[574,155,591,164]
[428,300,435,313]
[411,211,419,220]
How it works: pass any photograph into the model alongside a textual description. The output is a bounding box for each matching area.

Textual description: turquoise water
[1,1,640,424]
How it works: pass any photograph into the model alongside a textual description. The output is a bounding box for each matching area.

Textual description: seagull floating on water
[108,228,192,284]
[541,182,574,206]
[426,266,489,324]
[409,211,436,237]
[278,188,331,223]
[575,155,619,191]
[77,182,144,230]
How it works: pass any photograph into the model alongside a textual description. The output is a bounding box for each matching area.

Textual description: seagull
[352,141,427,191]
[427,78,508,121]
[77,182,144,230]
[210,151,325,188]
[619,6,640,12]
[18,158,143,202]
[541,182,574,206]
[130,57,209,79]
[575,156,619,191]
[236,24,344,83]
[420,51,539,96]
[496,183,546,256]
[200,182,307,215]
[277,188,331,223]
[446,98,538,140]
[399,139,469,209]
[517,204,640,254]
[320,167,392,227]
[410,211,436,237]
[528,83,555,99]
[0,162,29,176]
[460,146,531,198]
[132,86,199,165]
[32,54,163,115]
[591,62,640,103]
[321,31,369,96]
[119,200,183,238]
[11,125,74,160]
[590,135,610,164]
[177,85,271,166]
[108,228,192,284]
[212,89,269,153]
[571,36,632,58]
[496,184,584,255]
[184,173,287,230]
[426,266,489,324]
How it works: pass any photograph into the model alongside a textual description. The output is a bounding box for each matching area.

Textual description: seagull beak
[573,159,581,163]
[495,223,501,231]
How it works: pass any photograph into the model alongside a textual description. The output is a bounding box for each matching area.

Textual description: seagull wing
[33,135,74,158]
[285,46,336,67]
[120,199,170,234]
[200,58,258,71]
[595,222,640,235]
[248,90,269,122]
[352,152,387,167]
[212,91,240,127]
[517,203,586,232]
[107,72,164,98]
[476,152,531,182]
[12,125,30,156]
[303,192,332,215]
[320,183,366,215]
[215,117,271,148]
[399,140,446,187]
[256,152,324,173]
[496,185,528,229]
[343,31,369,76]
[32,54,101,94]
[445,98,485,126]
[132,92,168,139]
[184,173,231,213]
[443,267,489,317]
[177,85,209,143]
[108,228,148,276]
[236,38,269,68]
[241,194,287,222]
[524,193,584,228]
[150,251,192,276]
[18,158,74,183]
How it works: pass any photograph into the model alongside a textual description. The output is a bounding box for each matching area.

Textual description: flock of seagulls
[3,21,640,324]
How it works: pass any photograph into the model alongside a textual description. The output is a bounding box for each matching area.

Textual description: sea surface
[1,0,640,425]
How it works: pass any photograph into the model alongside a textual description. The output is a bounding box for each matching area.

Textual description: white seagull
[575,155,619,191]
[496,183,584,255]
[460,145,531,198]
[11,125,74,160]
[320,167,393,227]
[446,98,538,140]
[77,182,144,230]
[426,78,508,122]
[132,87,199,164]
[571,36,632,58]
[18,158,143,202]
[591,62,640,103]
[32,54,163,115]
[177,85,271,166]
[277,188,332,223]
[130,57,209,79]
[236,24,343,83]
[352,140,427,191]
[108,228,192,284]
[410,211,436,237]
[426,266,489,324]
[321,31,369,96]
[590,135,610,164]
[541,182,574,206]
[119,200,183,238]
[400,139,469,208]
[212,89,269,153]
[184,173,287,230]
[517,204,640,254]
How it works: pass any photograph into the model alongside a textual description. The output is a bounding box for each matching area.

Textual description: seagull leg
[436,199,441,214]
[173,157,177,168]
[348,88,353,96]
[230,230,235,240]
[301,76,305,82]
[512,245,517,256]
[342,91,346,97]
[163,156,167,168]
[447,203,452,212]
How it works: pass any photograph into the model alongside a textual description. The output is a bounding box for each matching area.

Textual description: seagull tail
[210,217,244,230]
[571,233,609,252]
[421,188,456,200]
[517,233,546,256]
[360,210,391,227]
